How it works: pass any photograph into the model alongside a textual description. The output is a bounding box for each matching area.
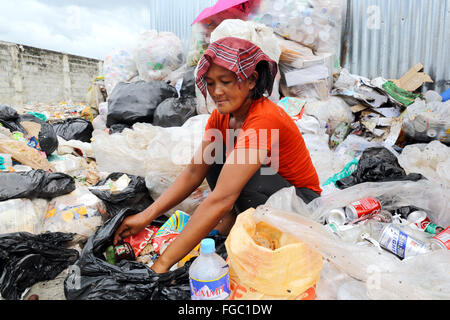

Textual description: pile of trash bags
[0,0,449,301]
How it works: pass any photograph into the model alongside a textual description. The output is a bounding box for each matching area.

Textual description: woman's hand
[113,211,150,245]
[150,148,267,273]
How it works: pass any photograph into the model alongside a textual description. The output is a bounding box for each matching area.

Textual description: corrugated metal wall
[149,0,216,52]
[149,0,449,93]
[341,0,450,93]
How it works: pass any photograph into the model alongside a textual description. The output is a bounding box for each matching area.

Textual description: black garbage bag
[106,80,178,128]
[18,114,58,155]
[64,208,227,300]
[179,66,196,98]
[0,231,79,300]
[336,147,423,189]
[89,173,154,218]
[108,123,132,135]
[153,97,197,127]
[52,118,94,143]
[0,104,27,135]
[0,169,75,201]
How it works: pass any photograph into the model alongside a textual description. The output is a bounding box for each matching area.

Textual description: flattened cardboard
[393,63,433,92]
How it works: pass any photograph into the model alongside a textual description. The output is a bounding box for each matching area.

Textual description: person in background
[113,37,321,273]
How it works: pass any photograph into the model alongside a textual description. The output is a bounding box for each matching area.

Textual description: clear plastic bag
[103,48,139,95]
[307,179,450,228]
[334,134,384,159]
[315,260,369,300]
[402,98,450,145]
[42,186,107,238]
[249,0,345,55]
[133,30,184,83]
[256,181,450,299]
[0,198,48,234]
[145,172,210,216]
[48,154,89,178]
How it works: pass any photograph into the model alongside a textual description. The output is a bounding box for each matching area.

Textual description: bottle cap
[201,238,215,254]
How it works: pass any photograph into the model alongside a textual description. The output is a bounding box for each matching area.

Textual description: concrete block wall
[0,40,103,107]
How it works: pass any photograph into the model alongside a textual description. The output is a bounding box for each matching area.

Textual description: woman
[113,37,321,273]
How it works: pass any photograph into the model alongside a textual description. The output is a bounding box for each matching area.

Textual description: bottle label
[379,225,429,259]
[190,270,230,300]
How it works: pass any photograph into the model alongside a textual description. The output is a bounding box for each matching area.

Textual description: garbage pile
[0,0,449,301]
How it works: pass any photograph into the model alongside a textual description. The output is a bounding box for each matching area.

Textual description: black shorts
[205,147,320,214]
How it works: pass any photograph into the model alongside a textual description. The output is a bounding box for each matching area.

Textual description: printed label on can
[432,227,450,250]
[190,271,230,300]
[424,223,443,235]
[379,225,429,259]
[346,197,381,220]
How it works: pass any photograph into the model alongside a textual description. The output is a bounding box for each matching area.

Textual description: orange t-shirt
[203,98,322,194]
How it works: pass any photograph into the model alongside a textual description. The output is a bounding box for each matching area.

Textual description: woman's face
[204,63,256,114]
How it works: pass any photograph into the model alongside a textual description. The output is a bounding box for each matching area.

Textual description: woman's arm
[113,140,213,244]
[151,148,268,273]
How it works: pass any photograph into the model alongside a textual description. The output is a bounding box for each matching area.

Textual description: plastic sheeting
[258,180,450,299]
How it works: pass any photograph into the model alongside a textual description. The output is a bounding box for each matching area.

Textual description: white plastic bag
[57,136,94,159]
[302,96,354,132]
[92,114,107,131]
[210,19,281,63]
[92,115,210,215]
[210,19,282,103]
[133,30,184,83]
[0,198,48,234]
[92,115,210,178]
[42,186,107,237]
[397,141,450,188]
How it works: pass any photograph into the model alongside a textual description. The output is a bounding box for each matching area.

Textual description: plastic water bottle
[189,238,230,300]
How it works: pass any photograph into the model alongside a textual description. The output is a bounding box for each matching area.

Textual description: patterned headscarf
[196,37,278,99]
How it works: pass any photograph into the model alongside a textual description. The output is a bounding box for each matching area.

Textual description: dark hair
[250,61,274,100]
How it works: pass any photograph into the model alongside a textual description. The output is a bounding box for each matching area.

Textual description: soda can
[326,208,347,225]
[406,210,444,235]
[378,224,430,259]
[430,227,450,250]
[406,210,430,229]
[345,197,381,221]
